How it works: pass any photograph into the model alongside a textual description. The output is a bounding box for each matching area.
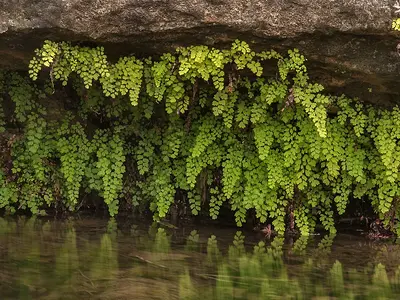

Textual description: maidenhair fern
[1,40,400,236]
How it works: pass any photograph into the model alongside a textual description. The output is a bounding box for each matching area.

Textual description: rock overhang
[0,0,399,106]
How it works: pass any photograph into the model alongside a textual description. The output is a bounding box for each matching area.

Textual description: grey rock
[0,0,399,104]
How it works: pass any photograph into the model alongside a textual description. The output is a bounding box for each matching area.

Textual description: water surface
[0,217,399,299]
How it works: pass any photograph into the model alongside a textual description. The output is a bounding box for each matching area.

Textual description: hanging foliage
[1,40,400,235]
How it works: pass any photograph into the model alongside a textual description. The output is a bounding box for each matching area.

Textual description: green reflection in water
[1,217,400,299]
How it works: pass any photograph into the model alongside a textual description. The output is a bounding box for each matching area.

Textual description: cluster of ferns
[1,40,400,236]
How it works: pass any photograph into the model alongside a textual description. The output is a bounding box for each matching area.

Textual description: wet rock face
[0,0,399,104]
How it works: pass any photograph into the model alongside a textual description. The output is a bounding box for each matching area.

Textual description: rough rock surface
[0,0,400,104]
